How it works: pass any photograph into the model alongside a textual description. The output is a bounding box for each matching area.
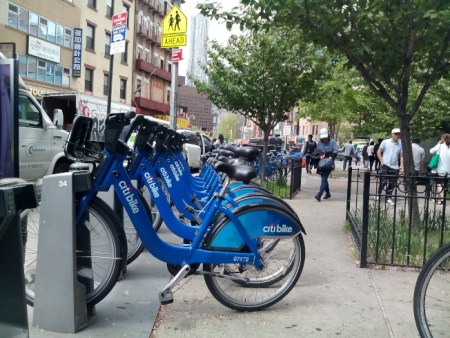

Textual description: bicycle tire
[22,196,123,307]
[203,234,304,311]
[413,242,450,338]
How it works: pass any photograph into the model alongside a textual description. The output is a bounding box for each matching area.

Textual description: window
[27,56,37,79]
[8,3,18,28]
[137,46,143,60]
[166,89,170,103]
[145,49,150,63]
[168,63,172,73]
[37,60,46,82]
[85,68,94,92]
[105,33,111,55]
[18,94,41,127]
[18,7,29,32]
[62,68,70,87]
[136,78,142,96]
[122,4,129,28]
[55,64,62,85]
[46,63,54,83]
[121,42,128,63]
[38,17,48,39]
[18,54,27,78]
[88,0,96,8]
[29,12,38,36]
[160,58,164,69]
[106,0,113,18]
[56,24,63,45]
[86,24,95,50]
[103,73,109,96]
[47,21,56,43]
[120,79,126,100]
[64,28,73,48]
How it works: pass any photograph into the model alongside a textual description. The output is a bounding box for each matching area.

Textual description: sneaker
[386,198,395,206]
[314,194,321,202]
[323,193,331,200]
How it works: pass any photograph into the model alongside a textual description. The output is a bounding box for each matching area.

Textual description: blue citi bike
[24,112,306,311]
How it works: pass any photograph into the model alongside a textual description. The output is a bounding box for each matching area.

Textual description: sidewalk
[150,168,419,338]
[28,164,420,337]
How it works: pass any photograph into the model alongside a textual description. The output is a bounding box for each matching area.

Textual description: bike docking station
[0,178,37,337]
[32,169,95,333]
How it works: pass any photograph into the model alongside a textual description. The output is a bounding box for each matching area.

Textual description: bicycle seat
[65,115,102,163]
[222,144,260,161]
[213,161,257,184]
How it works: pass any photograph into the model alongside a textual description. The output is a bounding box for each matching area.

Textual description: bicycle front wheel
[414,242,450,337]
[203,235,304,311]
[23,197,123,307]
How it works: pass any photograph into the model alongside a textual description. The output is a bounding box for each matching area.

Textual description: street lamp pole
[169,0,181,129]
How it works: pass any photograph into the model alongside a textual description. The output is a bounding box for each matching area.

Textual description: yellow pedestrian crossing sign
[162,5,187,35]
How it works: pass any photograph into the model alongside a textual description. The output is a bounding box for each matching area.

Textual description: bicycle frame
[76,148,302,268]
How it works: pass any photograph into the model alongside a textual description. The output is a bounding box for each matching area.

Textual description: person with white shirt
[430,133,450,204]
[376,128,403,205]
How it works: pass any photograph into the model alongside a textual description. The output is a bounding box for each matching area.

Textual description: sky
[177,0,242,75]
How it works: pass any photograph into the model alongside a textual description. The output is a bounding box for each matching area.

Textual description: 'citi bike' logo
[174,161,183,175]
[263,224,293,233]
[170,164,180,181]
[119,181,139,214]
[144,172,160,198]
[160,167,172,188]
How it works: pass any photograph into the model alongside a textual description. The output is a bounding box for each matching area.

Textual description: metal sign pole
[169,0,181,130]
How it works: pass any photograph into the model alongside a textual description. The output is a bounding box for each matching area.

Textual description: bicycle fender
[205,203,304,251]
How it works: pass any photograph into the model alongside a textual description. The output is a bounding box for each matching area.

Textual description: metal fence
[346,168,450,268]
[261,158,302,199]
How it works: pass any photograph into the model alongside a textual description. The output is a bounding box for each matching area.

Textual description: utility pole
[169,0,181,130]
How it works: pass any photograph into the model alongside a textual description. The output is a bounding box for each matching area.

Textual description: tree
[199,0,450,175]
[217,113,237,140]
[192,28,327,179]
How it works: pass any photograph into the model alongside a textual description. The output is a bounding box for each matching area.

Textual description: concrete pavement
[150,165,420,338]
[27,162,420,337]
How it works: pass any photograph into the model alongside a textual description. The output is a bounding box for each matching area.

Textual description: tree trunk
[260,130,270,183]
[399,114,421,231]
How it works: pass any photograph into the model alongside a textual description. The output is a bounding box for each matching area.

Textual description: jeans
[377,165,399,199]
[318,170,331,197]
[343,156,352,170]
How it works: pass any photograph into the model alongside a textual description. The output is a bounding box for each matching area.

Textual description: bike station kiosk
[33,170,95,333]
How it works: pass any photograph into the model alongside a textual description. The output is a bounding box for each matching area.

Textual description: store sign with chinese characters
[72,28,83,77]
[28,36,61,63]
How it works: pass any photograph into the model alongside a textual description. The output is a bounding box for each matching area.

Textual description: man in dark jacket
[304,134,317,174]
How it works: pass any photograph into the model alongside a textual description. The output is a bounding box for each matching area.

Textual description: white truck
[175,129,213,170]
[17,79,71,180]
[42,92,135,144]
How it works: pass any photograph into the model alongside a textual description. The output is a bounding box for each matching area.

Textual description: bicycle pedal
[159,290,173,305]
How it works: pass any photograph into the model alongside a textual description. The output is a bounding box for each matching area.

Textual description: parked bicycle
[414,242,450,337]
[24,112,306,311]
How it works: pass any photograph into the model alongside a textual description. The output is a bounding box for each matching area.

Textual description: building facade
[178,85,212,132]
[185,14,208,86]
[133,0,173,116]
[2,0,135,110]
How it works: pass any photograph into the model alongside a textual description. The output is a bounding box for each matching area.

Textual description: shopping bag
[428,153,440,169]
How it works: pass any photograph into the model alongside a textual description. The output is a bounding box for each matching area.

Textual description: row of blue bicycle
[22,112,306,311]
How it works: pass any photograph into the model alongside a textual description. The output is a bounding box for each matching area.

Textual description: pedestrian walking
[376,128,403,205]
[303,134,317,174]
[374,138,383,171]
[429,134,450,204]
[367,141,375,171]
[314,128,339,202]
[362,142,369,168]
[214,134,224,148]
[411,137,425,174]
[342,140,354,171]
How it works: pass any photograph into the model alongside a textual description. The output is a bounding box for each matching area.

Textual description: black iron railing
[346,168,450,268]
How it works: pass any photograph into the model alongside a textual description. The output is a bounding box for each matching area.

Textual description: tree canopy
[199,0,450,174]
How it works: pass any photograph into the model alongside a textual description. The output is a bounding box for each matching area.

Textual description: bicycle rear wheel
[203,235,304,311]
[414,243,450,337]
[22,197,123,307]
